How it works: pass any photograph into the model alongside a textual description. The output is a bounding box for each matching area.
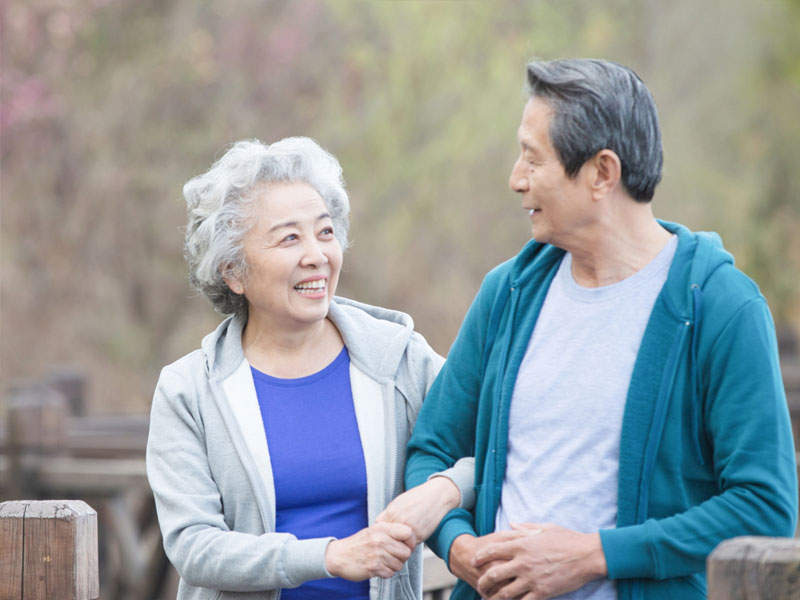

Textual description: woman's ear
[589,149,622,199]
[221,266,245,295]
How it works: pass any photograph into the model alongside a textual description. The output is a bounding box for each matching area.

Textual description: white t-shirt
[495,235,677,600]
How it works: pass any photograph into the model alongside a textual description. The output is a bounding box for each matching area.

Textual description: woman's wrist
[324,539,343,578]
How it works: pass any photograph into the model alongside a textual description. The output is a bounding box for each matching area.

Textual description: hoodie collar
[508,220,733,319]
[200,296,415,383]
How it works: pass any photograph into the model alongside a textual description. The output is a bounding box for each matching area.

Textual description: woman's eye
[282,233,299,243]
[320,227,335,237]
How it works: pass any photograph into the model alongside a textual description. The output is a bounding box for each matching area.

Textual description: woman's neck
[241,314,344,378]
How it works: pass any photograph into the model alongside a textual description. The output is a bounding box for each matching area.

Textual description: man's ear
[588,149,622,199]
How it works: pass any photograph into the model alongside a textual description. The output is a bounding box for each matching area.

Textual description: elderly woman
[146,137,474,600]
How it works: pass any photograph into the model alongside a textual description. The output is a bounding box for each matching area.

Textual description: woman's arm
[148,365,415,591]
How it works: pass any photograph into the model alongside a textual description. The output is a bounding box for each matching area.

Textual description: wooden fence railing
[0,371,169,600]
[1,346,799,599]
[707,536,800,599]
[2,501,799,600]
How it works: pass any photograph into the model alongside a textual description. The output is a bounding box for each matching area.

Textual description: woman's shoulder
[330,297,441,380]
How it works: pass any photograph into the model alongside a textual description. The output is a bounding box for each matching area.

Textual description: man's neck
[567,202,671,288]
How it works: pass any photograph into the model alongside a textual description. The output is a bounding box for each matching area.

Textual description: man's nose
[509,157,528,193]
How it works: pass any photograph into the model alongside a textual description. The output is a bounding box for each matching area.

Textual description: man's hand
[472,523,608,600]
[448,533,509,592]
[376,477,461,545]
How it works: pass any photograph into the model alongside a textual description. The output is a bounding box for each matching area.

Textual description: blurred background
[2,0,799,597]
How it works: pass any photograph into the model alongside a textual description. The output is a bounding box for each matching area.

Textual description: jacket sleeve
[600,297,798,580]
[404,265,507,562]
[399,332,476,509]
[146,365,333,592]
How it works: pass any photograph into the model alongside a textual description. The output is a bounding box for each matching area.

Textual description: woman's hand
[376,476,461,545]
[325,522,416,580]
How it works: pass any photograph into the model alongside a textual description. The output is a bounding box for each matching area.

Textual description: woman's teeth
[294,280,326,294]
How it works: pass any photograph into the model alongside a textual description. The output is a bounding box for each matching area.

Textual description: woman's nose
[301,239,328,266]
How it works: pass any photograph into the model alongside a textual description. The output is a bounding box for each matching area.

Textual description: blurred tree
[1,0,798,413]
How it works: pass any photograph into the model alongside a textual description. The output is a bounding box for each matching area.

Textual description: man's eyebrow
[268,213,331,233]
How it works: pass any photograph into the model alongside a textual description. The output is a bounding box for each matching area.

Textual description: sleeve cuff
[426,509,476,567]
[428,456,476,510]
[599,522,658,580]
[282,536,336,586]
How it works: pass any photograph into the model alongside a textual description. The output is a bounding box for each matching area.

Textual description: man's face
[509,97,593,248]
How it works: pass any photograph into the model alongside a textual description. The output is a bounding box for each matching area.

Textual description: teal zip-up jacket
[406,221,797,600]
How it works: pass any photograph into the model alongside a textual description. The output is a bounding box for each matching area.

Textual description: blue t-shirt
[251,347,369,600]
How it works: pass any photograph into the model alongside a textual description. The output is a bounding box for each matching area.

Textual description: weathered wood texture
[0,502,25,599]
[707,536,800,600]
[0,500,99,600]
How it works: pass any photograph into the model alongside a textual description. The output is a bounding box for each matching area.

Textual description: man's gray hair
[183,137,350,319]
[526,58,663,202]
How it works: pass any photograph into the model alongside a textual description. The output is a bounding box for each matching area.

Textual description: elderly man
[405,59,797,600]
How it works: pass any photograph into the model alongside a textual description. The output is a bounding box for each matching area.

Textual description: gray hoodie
[146,297,474,600]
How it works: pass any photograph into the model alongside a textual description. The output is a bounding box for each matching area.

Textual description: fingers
[482,575,532,600]
[329,523,419,580]
[374,518,419,549]
[510,521,548,533]
[373,521,416,546]
[372,552,405,578]
[367,523,414,572]
[379,532,415,562]
[477,560,522,598]
[471,533,525,567]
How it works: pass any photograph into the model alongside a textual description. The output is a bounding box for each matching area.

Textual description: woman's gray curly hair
[183,137,350,319]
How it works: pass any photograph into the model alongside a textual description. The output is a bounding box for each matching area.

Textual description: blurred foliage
[1,0,799,413]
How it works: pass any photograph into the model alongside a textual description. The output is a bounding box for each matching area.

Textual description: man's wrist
[448,533,476,575]
[585,532,608,579]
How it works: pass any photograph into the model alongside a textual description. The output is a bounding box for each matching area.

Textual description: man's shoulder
[480,240,561,294]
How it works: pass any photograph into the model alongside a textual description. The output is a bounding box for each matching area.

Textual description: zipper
[628,320,689,600]
[210,377,279,600]
[636,321,688,524]
[377,380,401,600]
[480,282,519,533]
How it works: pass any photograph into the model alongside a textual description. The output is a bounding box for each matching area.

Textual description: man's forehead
[517,98,554,148]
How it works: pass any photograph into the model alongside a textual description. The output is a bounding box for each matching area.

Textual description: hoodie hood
[499,219,735,467]
[200,296,416,383]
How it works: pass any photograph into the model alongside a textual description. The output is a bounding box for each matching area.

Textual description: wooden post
[0,500,99,600]
[707,536,800,600]
[6,384,68,499]
[47,368,87,417]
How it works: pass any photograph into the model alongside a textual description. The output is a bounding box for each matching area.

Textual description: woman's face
[227,182,343,330]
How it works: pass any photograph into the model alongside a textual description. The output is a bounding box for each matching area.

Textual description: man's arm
[601,297,797,580]
[405,263,511,562]
[461,297,796,598]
